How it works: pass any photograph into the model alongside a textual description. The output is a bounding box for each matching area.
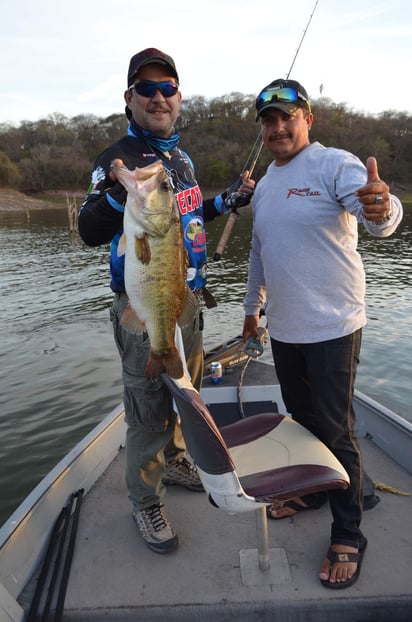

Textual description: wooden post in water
[66,193,78,234]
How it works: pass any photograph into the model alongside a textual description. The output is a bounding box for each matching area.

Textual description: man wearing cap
[242,79,403,588]
[78,48,254,554]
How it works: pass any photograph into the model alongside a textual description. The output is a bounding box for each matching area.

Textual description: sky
[1,0,411,126]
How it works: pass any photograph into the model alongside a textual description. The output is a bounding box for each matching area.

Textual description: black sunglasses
[129,80,179,98]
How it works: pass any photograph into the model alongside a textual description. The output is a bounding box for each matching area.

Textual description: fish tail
[162,347,184,379]
[145,352,165,380]
[145,347,183,380]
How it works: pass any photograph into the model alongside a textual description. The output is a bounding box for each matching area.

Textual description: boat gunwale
[0,403,126,602]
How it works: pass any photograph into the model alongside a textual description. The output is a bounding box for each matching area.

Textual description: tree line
[0,93,411,195]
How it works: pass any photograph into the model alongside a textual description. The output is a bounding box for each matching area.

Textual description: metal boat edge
[354,388,412,474]
[0,404,126,621]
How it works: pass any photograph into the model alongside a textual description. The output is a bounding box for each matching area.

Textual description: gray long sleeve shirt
[243,142,403,343]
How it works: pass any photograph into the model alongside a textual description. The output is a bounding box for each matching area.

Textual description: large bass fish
[112,159,198,380]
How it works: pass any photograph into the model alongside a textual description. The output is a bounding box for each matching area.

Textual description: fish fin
[117,233,127,257]
[145,348,184,381]
[120,302,145,333]
[135,234,151,264]
[177,286,199,329]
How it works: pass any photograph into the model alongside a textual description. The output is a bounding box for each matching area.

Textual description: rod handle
[213,211,238,261]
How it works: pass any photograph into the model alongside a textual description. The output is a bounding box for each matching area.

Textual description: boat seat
[162,373,350,576]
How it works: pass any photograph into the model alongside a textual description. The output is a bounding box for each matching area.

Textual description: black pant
[271,329,363,547]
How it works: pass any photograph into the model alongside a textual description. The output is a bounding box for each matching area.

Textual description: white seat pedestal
[239,506,292,586]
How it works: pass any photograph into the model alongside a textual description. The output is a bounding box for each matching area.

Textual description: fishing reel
[243,327,268,358]
[223,177,252,211]
[224,191,250,211]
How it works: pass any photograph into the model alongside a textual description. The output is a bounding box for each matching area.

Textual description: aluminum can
[210,361,223,384]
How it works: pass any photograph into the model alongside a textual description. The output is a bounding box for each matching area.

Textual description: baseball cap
[255,79,310,120]
[127,48,179,88]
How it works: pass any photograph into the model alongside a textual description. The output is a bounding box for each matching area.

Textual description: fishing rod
[213,0,319,262]
[213,132,263,261]
[286,0,319,80]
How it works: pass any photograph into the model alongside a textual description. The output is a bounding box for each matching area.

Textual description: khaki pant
[110,293,203,511]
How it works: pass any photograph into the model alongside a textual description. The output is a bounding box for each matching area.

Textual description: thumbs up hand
[356,157,391,223]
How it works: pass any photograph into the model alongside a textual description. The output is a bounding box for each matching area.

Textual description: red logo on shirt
[176,185,203,215]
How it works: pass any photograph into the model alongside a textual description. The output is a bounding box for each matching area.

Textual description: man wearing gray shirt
[243,78,403,589]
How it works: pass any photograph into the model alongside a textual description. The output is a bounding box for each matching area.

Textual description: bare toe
[320,543,362,587]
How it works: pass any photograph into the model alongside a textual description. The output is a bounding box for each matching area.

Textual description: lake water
[0,205,411,526]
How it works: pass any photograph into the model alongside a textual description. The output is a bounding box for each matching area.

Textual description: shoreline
[0,188,82,212]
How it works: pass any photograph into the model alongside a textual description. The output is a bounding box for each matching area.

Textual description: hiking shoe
[133,503,178,554]
[163,458,204,492]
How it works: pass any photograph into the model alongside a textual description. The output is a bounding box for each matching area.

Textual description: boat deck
[53,436,411,621]
[17,360,412,621]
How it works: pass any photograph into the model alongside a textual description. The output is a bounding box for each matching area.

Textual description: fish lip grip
[243,327,268,358]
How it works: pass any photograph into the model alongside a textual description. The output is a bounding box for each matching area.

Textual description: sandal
[266,493,326,520]
[320,536,368,590]
[363,493,380,511]
[267,492,379,520]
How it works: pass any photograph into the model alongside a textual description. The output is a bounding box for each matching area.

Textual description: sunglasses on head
[129,80,179,98]
[256,86,310,112]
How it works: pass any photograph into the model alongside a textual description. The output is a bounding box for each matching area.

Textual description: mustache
[148,104,171,113]
[268,132,290,140]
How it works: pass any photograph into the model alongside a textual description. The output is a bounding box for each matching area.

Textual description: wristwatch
[374,204,393,225]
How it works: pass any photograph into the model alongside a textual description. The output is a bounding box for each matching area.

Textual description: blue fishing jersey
[78,132,225,293]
